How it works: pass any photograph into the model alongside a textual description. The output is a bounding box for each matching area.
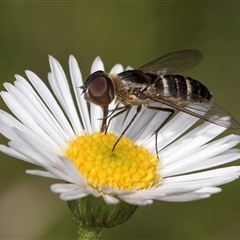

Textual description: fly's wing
[144,91,240,129]
[139,50,203,75]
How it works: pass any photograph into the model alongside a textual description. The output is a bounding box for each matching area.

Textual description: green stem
[77,226,102,240]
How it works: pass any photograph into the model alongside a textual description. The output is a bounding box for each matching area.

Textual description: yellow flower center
[64,132,160,192]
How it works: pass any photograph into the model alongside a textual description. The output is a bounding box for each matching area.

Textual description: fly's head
[80,71,115,107]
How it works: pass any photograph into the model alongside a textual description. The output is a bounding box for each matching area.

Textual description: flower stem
[77,226,102,240]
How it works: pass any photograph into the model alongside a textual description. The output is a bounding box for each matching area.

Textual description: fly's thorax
[110,74,130,105]
[111,73,149,106]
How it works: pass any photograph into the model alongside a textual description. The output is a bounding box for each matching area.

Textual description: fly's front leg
[100,104,128,133]
[147,106,175,158]
[100,106,109,133]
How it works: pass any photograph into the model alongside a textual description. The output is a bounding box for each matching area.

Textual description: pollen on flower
[64,132,161,192]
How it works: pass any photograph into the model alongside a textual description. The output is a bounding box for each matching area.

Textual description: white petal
[0,111,61,155]
[51,184,90,200]
[25,70,76,140]
[159,187,221,202]
[125,66,133,70]
[0,92,61,153]
[134,110,165,145]
[14,79,69,145]
[102,194,120,204]
[51,183,84,192]
[164,166,240,183]
[26,169,58,179]
[59,157,87,184]
[160,121,226,167]
[109,64,124,74]
[9,139,57,167]
[4,82,66,148]
[108,102,126,134]
[90,102,102,132]
[69,55,92,134]
[163,135,240,176]
[48,56,83,136]
[125,108,157,141]
[0,123,23,142]
[0,145,32,163]
[91,57,104,73]
[52,182,101,200]
[119,194,153,206]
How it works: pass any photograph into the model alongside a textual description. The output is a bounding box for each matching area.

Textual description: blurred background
[1,2,240,239]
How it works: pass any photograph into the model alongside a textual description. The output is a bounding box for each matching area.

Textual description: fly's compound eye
[89,76,111,106]
[83,71,115,107]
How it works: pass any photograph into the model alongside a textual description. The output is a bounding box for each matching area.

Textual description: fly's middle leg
[112,105,142,152]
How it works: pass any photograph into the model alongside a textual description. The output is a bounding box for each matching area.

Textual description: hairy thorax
[111,75,151,106]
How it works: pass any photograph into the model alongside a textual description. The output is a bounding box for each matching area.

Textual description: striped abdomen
[152,74,212,101]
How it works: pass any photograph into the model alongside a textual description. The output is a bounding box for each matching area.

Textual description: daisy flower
[1,55,240,235]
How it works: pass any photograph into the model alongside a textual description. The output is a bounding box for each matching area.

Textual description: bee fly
[80,50,240,154]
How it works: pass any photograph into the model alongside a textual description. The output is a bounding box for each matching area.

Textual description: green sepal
[68,195,138,239]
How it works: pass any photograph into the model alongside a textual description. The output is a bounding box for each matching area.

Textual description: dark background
[1,2,240,239]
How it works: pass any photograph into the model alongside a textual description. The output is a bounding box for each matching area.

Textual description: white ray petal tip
[91,56,104,73]
[69,55,77,63]
[110,64,124,74]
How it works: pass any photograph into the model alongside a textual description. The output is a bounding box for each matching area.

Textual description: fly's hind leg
[147,106,175,158]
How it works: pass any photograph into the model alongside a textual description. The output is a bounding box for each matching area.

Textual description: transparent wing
[139,49,203,75]
[144,92,240,129]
